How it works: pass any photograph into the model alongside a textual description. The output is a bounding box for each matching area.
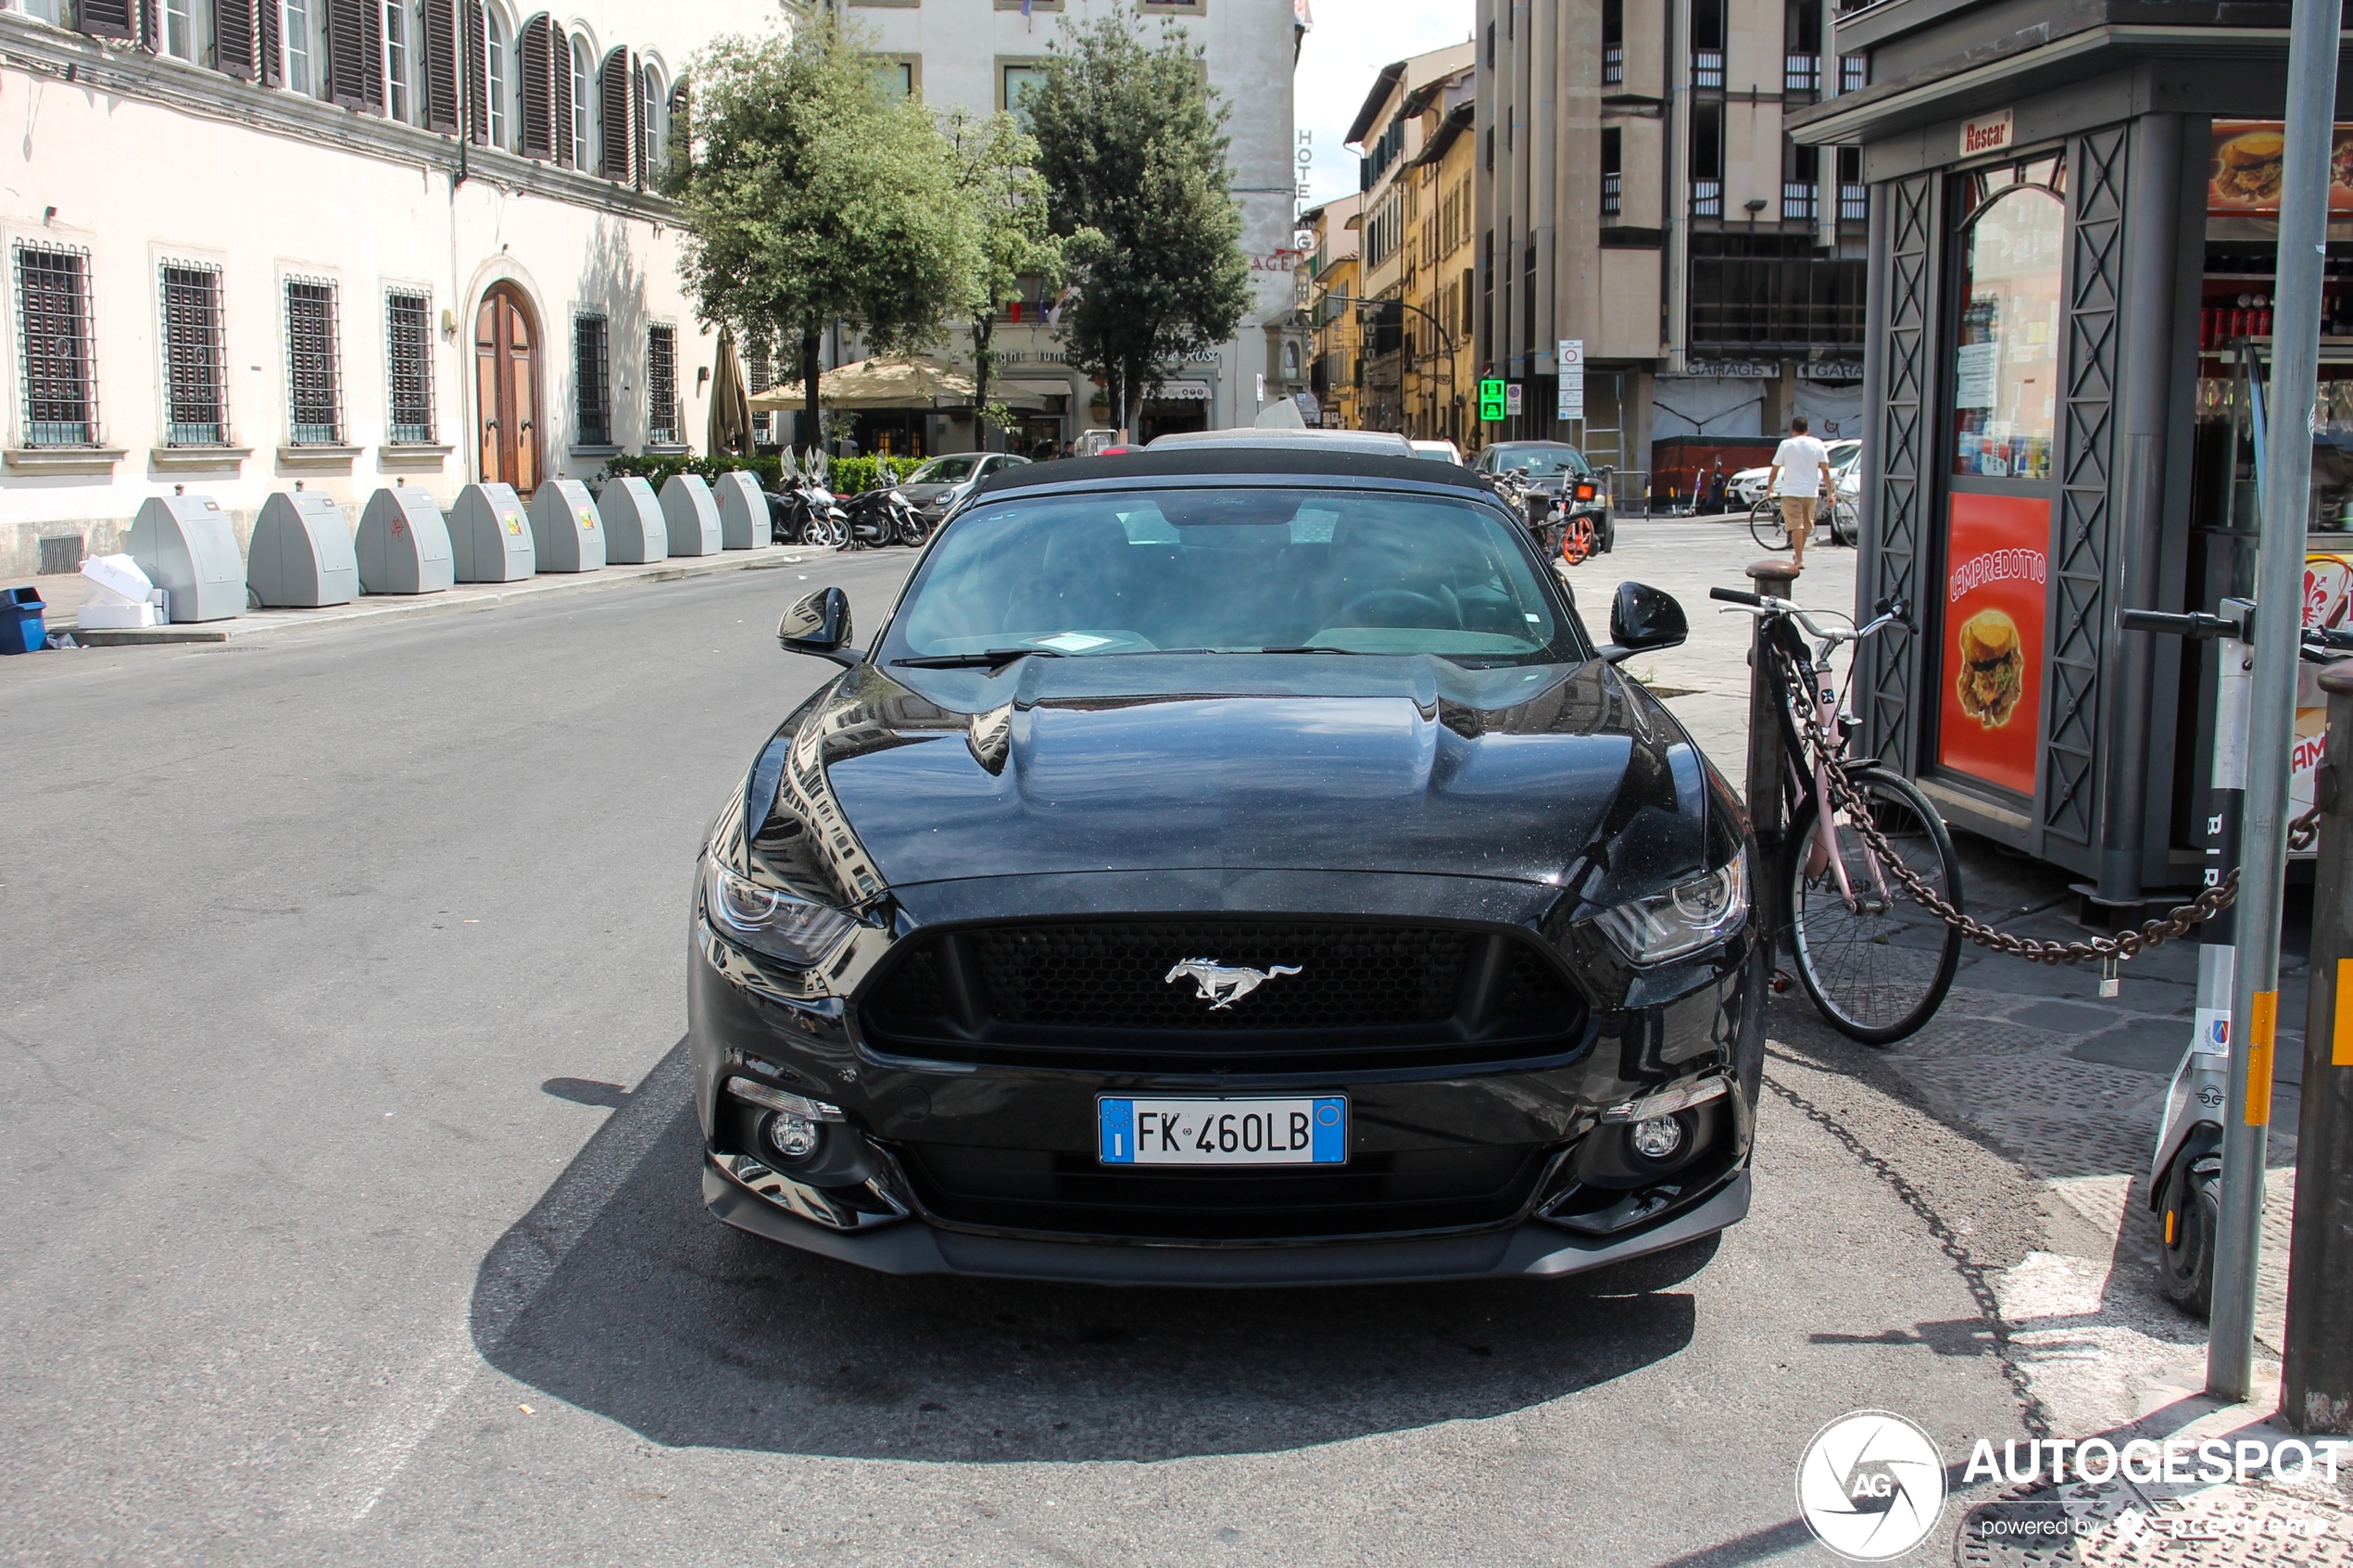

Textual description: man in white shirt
[1767,416,1831,571]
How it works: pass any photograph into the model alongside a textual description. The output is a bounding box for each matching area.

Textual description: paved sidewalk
[4,544,839,648]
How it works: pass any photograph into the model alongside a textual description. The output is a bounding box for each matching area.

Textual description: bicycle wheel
[1785,765,1963,1044]
[1750,498,1790,552]
[1830,496,1860,547]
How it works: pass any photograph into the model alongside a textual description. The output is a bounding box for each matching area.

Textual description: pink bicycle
[1710,586,1964,1043]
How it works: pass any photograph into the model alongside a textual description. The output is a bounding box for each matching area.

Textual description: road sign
[1505,383,1524,417]
[1557,339,1585,420]
[1478,378,1506,421]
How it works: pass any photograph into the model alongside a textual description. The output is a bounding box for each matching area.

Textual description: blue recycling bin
[2,586,45,653]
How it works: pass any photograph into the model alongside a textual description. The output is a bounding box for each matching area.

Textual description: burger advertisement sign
[1938,495,2049,797]
[2208,119,2353,213]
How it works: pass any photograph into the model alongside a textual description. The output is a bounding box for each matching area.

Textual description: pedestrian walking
[1768,416,1831,572]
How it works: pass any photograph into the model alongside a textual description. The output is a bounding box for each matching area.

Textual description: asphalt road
[1,548,2045,1566]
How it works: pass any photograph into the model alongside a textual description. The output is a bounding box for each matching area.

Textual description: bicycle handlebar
[1708,587,1763,606]
[1709,585,1908,646]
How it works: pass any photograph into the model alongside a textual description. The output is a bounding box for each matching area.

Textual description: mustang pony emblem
[1164,958,1302,1010]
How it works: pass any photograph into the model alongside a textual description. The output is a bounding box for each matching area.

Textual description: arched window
[1950,157,2064,482]
[484,5,509,147]
[640,59,664,180]
[570,31,593,169]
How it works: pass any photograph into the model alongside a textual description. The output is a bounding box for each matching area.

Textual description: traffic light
[1478,378,1506,422]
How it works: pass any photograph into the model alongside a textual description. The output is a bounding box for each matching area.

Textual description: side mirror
[777,586,862,667]
[1600,582,1688,663]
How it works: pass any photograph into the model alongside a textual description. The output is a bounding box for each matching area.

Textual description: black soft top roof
[971,446,1493,500]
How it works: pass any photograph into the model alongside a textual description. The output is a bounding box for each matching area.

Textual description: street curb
[64,545,844,647]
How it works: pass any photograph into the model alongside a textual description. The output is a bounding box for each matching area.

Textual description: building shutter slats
[137,0,160,51]
[215,0,258,79]
[599,45,635,185]
[463,0,488,145]
[422,0,459,133]
[552,29,574,169]
[76,0,136,42]
[665,78,689,183]
[258,0,283,87]
[518,13,554,160]
[325,0,380,113]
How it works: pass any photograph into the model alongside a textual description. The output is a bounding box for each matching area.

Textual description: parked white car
[1730,439,1861,508]
[1408,439,1466,465]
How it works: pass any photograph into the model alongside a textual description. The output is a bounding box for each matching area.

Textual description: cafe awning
[747,354,976,412]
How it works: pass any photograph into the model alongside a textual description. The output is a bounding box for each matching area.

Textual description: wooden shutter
[421,0,459,132]
[137,0,161,50]
[552,28,574,169]
[633,59,648,190]
[326,0,384,114]
[77,0,137,42]
[598,46,635,184]
[258,0,283,87]
[215,0,258,79]
[666,77,689,179]
[518,13,554,160]
[463,0,487,145]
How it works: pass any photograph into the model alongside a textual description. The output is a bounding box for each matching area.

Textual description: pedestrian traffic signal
[1478,378,1506,422]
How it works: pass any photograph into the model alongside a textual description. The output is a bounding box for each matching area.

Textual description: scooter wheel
[2158,1149,2220,1318]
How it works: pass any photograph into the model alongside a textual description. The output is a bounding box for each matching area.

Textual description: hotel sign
[1960,108,2013,159]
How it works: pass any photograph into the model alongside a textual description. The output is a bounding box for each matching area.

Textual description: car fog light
[765,1110,821,1162]
[1630,1115,1684,1160]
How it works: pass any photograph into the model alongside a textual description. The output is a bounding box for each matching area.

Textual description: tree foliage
[942,108,1063,448]
[671,16,976,444]
[1027,14,1252,435]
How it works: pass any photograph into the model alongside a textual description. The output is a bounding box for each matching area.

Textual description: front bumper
[706,1153,1749,1286]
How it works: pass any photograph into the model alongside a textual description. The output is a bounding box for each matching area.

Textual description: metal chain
[1773,641,2323,968]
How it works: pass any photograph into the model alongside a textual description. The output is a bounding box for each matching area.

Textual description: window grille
[385,289,434,443]
[1691,179,1723,218]
[1842,184,1869,222]
[160,261,228,446]
[1782,181,1818,220]
[284,276,344,445]
[1841,54,1865,93]
[1602,170,1622,218]
[16,240,96,446]
[1601,44,1623,85]
[748,338,773,444]
[1692,49,1724,89]
[573,312,610,445]
[1784,53,1818,94]
[647,323,678,445]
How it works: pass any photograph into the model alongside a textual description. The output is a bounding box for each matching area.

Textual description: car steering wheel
[1337,589,1449,628]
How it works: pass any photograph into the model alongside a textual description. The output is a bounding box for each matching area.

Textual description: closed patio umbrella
[707,326,756,457]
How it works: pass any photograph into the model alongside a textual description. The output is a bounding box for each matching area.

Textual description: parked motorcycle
[775,449,848,548]
[840,481,929,549]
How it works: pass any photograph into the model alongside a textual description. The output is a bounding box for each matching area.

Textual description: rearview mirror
[777,586,862,666]
[1601,582,1688,663]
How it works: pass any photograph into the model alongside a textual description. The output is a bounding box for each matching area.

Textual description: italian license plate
[1097,1097,1347,1166]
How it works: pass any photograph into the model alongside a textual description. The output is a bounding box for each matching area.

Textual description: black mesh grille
[859,919,1586,1073]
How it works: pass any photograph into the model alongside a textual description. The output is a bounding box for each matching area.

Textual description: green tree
[1026,14,1252,436]
[671,17,976,449]
[943,108,1063,452]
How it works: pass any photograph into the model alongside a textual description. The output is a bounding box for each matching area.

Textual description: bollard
[1744,558,1799,964]
[2284,662,2353,1433]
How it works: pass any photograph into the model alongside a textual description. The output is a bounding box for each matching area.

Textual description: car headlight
[1592,856,1749,965]
[702,854,857,966]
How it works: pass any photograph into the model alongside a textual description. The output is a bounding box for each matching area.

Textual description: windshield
[1488,446,1590,478]
[1827,440,1862,472]
[884,487,1579,665]
[908,455,982,484]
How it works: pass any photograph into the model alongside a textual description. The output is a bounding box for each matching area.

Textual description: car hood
[780,655,1741,914]
[900,482,960,503]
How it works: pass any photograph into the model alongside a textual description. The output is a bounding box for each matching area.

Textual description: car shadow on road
[472,1041,1703,1463]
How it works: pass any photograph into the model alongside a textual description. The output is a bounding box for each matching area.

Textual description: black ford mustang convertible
[689,445,1762,1286]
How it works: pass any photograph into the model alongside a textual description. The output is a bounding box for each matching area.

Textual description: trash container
[711,470,771,550]
[661,473,724,558]
[356,485,455,595]
[128,493,245,621]
[448,483,535,583]
[527,479,607,573]
[1,586,43,654]
[598,477,668,564]
[247,490,359,608]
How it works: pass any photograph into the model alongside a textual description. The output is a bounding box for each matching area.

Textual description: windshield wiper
[1253,645,1362,655]
[890,647,1068,669]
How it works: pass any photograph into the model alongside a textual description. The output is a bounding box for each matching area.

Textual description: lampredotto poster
[1938,494,2049,797]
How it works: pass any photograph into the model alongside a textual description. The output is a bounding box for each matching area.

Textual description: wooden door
[474,284,541,493]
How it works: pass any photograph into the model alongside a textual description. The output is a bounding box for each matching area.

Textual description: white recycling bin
[247,491,359,608]
[448,483,535,583]
[598,477,667,564]
[127,493,245,622]
[356,485,454,595]
[711,470,771,550]
[660,473,724,558]
[527,479,607,573]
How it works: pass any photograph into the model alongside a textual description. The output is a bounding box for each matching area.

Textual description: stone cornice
[0,15,681,226]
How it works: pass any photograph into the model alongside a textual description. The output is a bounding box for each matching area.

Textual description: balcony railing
[1840,183,1868,222]
[1692,49,1724,88]
[1692,179,1723,218]
[1783,53,1818,94]
[1603,169,1622,217]
[1841,54,1866,93]
[1782,180,1818,220]
[1602,43,1623,85]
